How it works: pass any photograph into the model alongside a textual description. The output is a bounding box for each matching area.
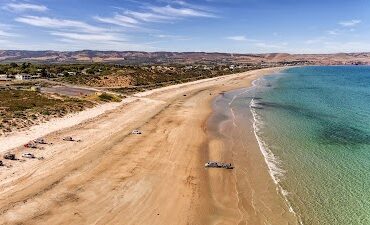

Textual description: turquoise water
[250,66,370,225]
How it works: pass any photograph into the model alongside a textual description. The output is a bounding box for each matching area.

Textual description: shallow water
[245,66,370,224]
[210,83,300,225]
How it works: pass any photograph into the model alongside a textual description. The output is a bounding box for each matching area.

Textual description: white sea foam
[249,78,304,225]
[251,78,260,87]
[250,99,285,184]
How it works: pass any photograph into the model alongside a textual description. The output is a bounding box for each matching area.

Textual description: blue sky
[0,0,369,53]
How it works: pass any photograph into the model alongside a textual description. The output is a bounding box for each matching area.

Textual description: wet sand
[207,88,298,224]
[0,67,297,225]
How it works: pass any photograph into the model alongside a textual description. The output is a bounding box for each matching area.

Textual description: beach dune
[0,68,297,225]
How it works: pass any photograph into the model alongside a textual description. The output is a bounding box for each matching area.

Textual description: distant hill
[1,50,370,65]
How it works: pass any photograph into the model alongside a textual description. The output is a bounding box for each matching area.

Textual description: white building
[184,66,193,70]
[67,72,77,76]
[0,74,11,81]
[15,74,32,80]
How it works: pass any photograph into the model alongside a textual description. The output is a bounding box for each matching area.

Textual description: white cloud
[15,16,126,46]
[156,34,180,38]
[226,35,260,42]
[154,34,190,41]
[3,3,48,12]
[339,19,361,27]
[95,15,139,28]
[226,36,248,41]
[0,30,17,37]
[125,11,171,22]
[51,32,124,42]
[15,16,104,33]
[92,1,217,34]
[149,5,216,18]
[6,0,216,51]
[0,23,18,38]
[120,3,216,23]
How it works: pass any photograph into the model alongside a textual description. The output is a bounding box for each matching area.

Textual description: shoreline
[0,67,294,225]
[250,78,304,224]
[207,78,299,224]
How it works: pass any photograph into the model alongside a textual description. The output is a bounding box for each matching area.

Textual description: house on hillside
[15,73,31,80]
[0,74,12,81]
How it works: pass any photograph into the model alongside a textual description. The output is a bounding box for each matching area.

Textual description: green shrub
[98,93,121,102]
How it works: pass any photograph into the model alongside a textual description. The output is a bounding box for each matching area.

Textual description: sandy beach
[0,67,298,225]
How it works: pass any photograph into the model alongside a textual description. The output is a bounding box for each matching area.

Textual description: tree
[21,62,31,69]
[86,68,95,75]
[41,68,48,77]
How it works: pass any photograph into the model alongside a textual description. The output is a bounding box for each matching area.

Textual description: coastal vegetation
[0,89,94,135]
[95,92,122,102]
[0,62,258,134]
[0,62,261,93]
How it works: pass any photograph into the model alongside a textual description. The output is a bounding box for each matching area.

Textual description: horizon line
[1,49,370,55]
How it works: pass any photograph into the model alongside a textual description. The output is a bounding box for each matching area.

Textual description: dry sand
[0,100,134,153]
[0,68,298,225]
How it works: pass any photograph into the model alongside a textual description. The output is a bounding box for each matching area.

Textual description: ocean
[236,66,370,224]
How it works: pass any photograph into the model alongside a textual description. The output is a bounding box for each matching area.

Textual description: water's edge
[207,69,302,224]
[250,78,303,224]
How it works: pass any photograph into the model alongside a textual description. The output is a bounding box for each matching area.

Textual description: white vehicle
[63,136,74,141]
[132,130,142,135]
[63,136,81,142]
[22,153,35,159]
[205,161,219,167]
